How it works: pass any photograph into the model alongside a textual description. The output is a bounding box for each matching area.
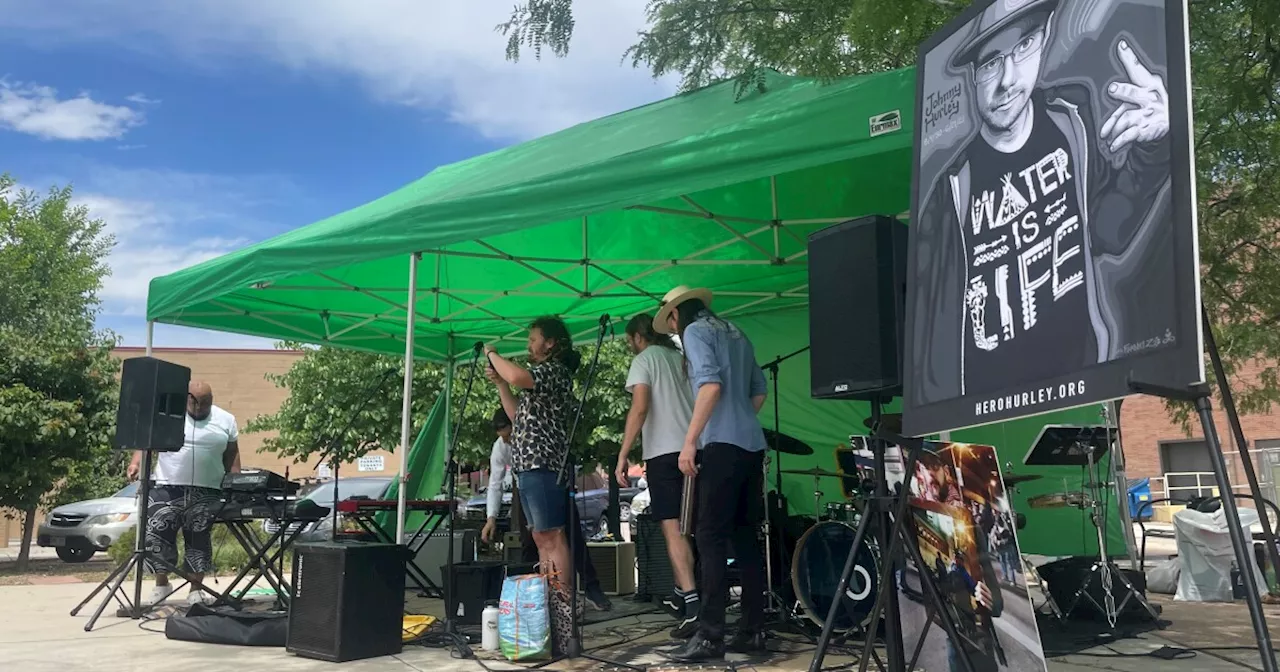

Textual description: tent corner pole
[396,253,420,542]
[145,321,154,357]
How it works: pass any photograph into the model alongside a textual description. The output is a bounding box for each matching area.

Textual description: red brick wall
[1119,360,1280,482]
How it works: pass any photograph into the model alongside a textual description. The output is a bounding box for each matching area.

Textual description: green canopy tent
[145,66,1131,557]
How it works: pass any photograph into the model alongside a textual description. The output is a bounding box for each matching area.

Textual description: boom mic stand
[313,367,400,543]
[438,342,485,659]
[760,346,809,624]
[808,398,978,672]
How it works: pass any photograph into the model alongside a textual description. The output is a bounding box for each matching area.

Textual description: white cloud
[0,79,143,140]
[125,93,160,105]
[0,0,677,140]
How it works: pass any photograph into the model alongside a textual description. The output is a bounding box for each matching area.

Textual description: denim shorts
[517,468,568,532]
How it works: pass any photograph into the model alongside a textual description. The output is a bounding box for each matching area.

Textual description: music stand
[1024,424,1160,626]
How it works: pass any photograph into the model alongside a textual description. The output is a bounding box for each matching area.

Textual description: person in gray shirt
[654,286,768,662]
[614,313,698,637]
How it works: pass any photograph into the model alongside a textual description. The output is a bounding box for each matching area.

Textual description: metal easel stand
[527,315,642,671]
[70,451,232,631]
[808,398,980,672]
[1129,342,1278,672]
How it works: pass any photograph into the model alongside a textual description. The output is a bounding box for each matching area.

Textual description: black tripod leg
[893,514,980,672]
[82,554,139,631]
[71,554,134,616]
[807,505,877,672]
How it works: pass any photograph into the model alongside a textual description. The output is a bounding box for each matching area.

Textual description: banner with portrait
[896,442,1047,672]
[901,0,1203,436]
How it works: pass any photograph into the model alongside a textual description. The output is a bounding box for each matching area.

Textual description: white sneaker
[186,590,211,607]
[149,584,177,605]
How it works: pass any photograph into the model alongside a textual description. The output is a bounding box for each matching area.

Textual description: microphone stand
[440,342,484,659]
[536,315,641,670]
[759,345,809,623]
[314,367,399,542]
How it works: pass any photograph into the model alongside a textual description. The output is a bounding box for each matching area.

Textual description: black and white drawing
[903,0,1203,436]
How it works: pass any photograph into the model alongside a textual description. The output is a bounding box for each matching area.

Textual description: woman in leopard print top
[484,316,581,653]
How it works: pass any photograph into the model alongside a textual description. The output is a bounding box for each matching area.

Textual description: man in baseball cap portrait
[910,0,1175,408]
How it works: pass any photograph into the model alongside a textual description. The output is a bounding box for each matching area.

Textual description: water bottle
[481,600,500,651]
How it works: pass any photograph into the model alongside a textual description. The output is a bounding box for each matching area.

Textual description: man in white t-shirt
[126,381,240,606]
[615,313,698,638]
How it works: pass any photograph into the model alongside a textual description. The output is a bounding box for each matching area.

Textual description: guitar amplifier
[287,542,406,662]
[586,542,636,595]
[406,530,476,588]
[635,514,677,601]
[444,561,506,625]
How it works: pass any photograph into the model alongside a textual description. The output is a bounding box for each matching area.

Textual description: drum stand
[809,399,980,672]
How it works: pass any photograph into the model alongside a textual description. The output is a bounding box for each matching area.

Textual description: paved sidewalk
[0,543,62,563]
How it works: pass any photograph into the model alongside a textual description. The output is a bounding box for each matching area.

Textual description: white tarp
[1174,506,1265,602]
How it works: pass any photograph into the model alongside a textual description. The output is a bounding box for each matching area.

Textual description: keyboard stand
[346,508,449,597]
[211,518,314,609]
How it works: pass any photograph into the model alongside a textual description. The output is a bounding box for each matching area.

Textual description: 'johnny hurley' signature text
[924,83,962,133]
[975,379,1087,417]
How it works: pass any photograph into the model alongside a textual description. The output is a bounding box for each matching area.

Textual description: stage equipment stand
[808,397,979,672]
[314,367,400,543]
[71,450,233,631]
[435,341,486,659]
[526,315,639,671]
[1127,309,1278,672]
[761,346,809,621]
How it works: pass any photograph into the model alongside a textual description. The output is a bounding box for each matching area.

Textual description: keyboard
[217,499,330,522]
[334,499,455,514]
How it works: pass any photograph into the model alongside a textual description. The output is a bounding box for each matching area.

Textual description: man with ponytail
[654,286,769,662]
[484,316,583,652]
[616,313,698,637]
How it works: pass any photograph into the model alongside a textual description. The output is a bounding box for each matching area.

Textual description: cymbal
[1003,473,1043,486]
[862,413,903,434]
[764,428,814,456]
[781,467,845,479]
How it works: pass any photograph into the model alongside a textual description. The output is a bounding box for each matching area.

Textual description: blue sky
[0,0,675,348]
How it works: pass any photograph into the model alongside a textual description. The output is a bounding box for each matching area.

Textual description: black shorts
[645,452,686,521]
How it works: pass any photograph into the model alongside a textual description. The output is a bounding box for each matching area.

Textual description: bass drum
[791,521,880,631]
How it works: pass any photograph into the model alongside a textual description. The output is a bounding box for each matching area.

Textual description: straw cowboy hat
[949,0,1059,70]
[653,285,714,334]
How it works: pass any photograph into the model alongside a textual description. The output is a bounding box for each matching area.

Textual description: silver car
[37,483,138,563]
[263,476,393,543]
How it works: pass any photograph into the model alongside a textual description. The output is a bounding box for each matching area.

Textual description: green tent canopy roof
[147,67,917,359]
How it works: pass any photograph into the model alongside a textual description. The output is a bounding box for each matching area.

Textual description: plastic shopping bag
[499,573,550,661]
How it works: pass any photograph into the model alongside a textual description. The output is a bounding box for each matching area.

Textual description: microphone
[598,314,610,326]
[473,341,484,354]
[381,367,398,377]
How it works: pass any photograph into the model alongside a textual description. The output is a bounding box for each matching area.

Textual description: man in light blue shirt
[654,286,768,662]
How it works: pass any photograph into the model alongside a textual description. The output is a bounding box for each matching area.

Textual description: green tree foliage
[249,338,637,485]
[500,0,1280,417]
[0,176,119,570]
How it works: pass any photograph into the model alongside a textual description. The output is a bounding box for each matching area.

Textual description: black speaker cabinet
[287,542,407,662]
[635,514,678,601]
[807,215,909,400]
[444,561,506,625]
[115,356,190,451]
[1038,556,1155,622]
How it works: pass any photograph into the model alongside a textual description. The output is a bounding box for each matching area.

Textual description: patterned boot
[547,576,575,656]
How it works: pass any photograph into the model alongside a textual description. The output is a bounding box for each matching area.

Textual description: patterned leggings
[145,485,220,575]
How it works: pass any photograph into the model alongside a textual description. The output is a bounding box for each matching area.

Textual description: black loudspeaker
[807,215,909,400]
[287,542,407,662]
[1038,556,1155,622]
[115,356,190,451]
[444,561,506,625]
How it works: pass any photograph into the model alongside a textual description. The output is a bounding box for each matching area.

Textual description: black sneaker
[727,630,767,654]
[669,594,701,639]
[584,585,613,612]
[665,632,724,662]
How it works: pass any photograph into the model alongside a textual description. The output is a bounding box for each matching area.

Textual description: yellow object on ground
[403,614,438,641]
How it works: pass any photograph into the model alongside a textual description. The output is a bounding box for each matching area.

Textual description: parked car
[463,476,645,536]
[263,476,393,543]
[38,482,138,563]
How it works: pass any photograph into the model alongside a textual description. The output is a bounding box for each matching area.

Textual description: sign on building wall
[357,455,385,473]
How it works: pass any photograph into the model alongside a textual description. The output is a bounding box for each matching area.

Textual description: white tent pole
[396,252,420,542]
[145,321,154,356]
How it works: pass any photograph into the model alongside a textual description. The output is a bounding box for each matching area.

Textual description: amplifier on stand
[444,561,506,625]
[287,542,406,662]
[407,530,476,588]
[587,542,636,595]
